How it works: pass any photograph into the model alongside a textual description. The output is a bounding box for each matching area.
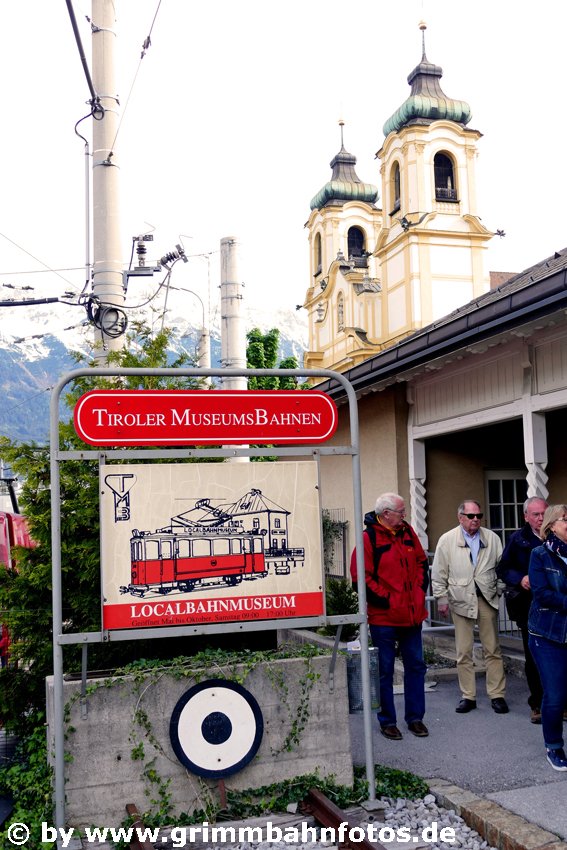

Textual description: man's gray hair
[523,495,548,512]
[375,492,403,515]
[457,500,481,515]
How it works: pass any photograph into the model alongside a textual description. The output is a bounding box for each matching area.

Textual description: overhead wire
[11,323,88,346]
[0,233,79,291]
[108,0,163,154]
[65,0,98,106]
[0,268,84,277]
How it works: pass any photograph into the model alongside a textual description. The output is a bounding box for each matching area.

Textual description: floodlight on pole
[173,284,211,375]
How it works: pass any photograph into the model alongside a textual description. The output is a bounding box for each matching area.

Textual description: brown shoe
[563,710,567,722]
[408,720,429,737]
[530,708,542,724]
[380,725,403,740]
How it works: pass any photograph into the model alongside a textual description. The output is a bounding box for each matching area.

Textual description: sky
[1,0,566,349]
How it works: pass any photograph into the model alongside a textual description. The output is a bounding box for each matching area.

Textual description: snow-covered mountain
[0,300,308,444]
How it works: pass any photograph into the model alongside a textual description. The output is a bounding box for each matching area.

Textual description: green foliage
[371,764,430,799]
[217,771,369,821]
[322,509,346,574]
[0,713,54,848]
[318,577,359,641]
[245,327,301,461]
[325,577,358,618]
[246,327,299,389]
[154,765,428,826]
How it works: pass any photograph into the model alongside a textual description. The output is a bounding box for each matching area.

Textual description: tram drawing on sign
[119,488,305,598]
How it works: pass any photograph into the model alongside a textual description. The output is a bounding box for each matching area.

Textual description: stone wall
[46,654,352,827]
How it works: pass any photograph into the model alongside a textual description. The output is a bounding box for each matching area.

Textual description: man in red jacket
[350,492,430,740]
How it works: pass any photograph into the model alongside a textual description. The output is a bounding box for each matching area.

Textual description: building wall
[321,387,409,549]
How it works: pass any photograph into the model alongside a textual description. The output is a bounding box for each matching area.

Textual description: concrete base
[46,654,353,828]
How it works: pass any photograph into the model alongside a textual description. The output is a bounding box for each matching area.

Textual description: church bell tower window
[314,232,322,276]
[434,152,457,201]
[391,162,401,214]
[347,226,367,268]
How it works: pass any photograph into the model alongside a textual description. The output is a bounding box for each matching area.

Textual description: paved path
[349,672,567,839]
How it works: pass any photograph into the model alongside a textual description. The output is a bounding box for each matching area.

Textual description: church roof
[382,24,472,137]
[310,123,379,211]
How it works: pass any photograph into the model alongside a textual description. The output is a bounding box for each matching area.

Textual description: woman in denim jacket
[528,504,567,771]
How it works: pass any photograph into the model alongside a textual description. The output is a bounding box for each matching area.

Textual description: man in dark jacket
[350,492,429,741]
[497,496,547,722]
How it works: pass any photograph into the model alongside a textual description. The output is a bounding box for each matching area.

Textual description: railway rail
[125,789,388,850]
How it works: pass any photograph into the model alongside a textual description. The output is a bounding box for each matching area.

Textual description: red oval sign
[74,390,338,446]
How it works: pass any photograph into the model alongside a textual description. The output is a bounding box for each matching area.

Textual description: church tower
[303,24,493,374]
[303,123,382,372]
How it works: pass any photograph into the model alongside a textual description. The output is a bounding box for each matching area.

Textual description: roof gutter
[316,266,567,400]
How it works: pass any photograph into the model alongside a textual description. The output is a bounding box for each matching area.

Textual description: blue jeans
[528,633,567,750]
[370,624,426,728]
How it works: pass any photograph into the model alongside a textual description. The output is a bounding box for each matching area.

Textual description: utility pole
[220,236,246,388]
[91,0,125,356]
[220,236,248,461]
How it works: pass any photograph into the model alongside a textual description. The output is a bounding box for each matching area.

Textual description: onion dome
[383,23,472,137]
[310,121,379,211]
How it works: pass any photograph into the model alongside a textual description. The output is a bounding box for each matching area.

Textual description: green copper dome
[310,135,378,211]
[383,30,472,137]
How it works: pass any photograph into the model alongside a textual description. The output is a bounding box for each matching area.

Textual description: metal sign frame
[50,366,374,828]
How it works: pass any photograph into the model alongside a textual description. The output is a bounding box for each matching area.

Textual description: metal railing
[435,187,458,201]
[424,566,522,640]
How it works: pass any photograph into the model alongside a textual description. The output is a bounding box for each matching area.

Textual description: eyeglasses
[556,517,567,523]
[386,508,406,515]
[461,513,483,520]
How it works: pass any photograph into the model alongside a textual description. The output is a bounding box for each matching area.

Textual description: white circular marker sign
[169,679,264,778]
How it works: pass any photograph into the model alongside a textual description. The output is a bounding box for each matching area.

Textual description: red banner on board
[103,591,324,630]
[74,390,338,446]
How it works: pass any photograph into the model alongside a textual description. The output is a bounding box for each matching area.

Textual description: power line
[11,322,87,345]
[0,297,60,308]
[109,0,163,153]
[1,386,53,414]
[0,268,84,276]
[0,232,79,290]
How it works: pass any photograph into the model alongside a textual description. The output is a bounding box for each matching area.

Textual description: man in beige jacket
[431,500,508,714]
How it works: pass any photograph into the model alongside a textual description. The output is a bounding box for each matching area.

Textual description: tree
[0,322,208,733]
[246,327,299,389]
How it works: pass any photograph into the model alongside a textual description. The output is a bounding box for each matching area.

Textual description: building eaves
[314,248,567,400]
